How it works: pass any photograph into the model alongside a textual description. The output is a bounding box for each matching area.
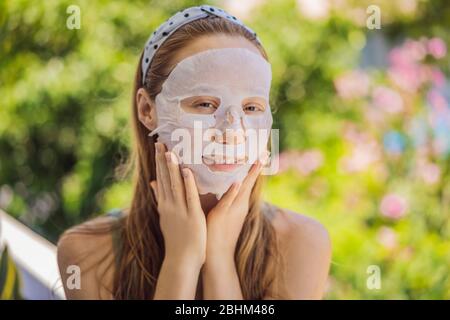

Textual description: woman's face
[142,34,272,199]
[167,35,270,172]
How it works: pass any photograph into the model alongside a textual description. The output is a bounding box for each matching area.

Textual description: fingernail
[165,151,171,162]
[182,168,189,178]
[171,152,179,164]
[155,142,160,154]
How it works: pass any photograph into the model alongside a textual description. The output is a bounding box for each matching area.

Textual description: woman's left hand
[204,160,264,264]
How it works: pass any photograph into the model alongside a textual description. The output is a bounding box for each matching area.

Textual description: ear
[136,88,157,131]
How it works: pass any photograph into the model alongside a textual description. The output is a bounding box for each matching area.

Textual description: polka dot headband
[141,4,262,85]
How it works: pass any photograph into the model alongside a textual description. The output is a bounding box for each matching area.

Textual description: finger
[165,151,186,205]
[239,160,263,197]
[181,168,202,215]
[155,143,166,200]
[213,181,241,213]
[156,142,172,200]
[150,180,158,203]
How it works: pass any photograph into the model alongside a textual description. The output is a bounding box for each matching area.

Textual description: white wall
[0,210,66,300]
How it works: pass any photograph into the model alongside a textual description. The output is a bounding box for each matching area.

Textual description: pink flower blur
[278,149,324,176]
[404,39,427,61]
[372,86,404,114]
[427,89,449,112]
[296,0,330,20]
[379,194,408,219]
[386,38,444,93]
[377,226,398,249]
[340,123,381,172]
[431,68,446,88]
[388,63,427,93]
[293,150,324,176]
[334,70,370,100]
[427,37,447,59]
[419,162,441,185]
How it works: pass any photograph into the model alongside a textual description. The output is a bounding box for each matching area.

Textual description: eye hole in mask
[180,95,268,115]
[241,96,267,114]
[180,96,220,114]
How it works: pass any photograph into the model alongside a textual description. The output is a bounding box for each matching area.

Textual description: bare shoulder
[56,214,119,299]
[264,202,332,299]
[266,203,331,249]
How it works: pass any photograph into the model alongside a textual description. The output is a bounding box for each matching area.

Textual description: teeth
[214,154,225,164]
[236,155,248,164]
[203,154,245,165]
[225,158,236,164]
[203,156,215,165]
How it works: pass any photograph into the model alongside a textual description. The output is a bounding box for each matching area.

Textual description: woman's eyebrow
[242,96,268,105]
[182,95,221,102]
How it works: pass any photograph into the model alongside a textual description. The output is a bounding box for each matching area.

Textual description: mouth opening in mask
[170,123,270,165]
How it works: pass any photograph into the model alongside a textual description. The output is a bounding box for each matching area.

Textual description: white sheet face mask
[149,47,273,200]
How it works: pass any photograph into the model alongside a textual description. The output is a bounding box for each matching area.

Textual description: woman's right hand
[150,142,207,269]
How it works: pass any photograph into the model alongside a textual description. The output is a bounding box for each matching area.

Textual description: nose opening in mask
[213,127,246,145]
[215,104,246,131]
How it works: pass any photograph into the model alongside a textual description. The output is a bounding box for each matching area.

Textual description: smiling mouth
[202,154,247,172]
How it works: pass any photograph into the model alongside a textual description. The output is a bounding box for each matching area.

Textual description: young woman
[57,5,331,300]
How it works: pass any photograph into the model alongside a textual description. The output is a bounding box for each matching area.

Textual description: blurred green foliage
[0,0,449,299]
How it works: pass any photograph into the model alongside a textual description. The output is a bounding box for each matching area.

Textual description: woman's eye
[195,102,216,109]
[244,104,262,112]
